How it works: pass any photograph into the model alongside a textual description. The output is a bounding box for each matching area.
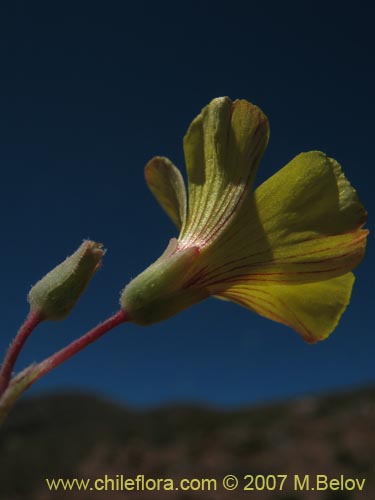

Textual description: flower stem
[0,310,44,395]
[0,309,129,426]
[31,309,129,384]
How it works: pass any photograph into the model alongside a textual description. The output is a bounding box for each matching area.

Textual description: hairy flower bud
[28,240,104,321]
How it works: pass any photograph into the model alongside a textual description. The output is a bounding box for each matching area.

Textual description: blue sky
[0,1,373,407]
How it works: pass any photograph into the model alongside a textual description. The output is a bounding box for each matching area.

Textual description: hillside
[1,386,374,499]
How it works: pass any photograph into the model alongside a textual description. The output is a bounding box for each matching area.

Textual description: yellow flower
[121,97,368,342]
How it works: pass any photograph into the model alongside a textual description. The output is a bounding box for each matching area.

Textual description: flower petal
[145,156,187,229]
[179,97,269,248]
[200,151,367,286]
[215,273,355,342]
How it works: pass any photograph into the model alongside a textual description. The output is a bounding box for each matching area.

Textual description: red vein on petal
[220,288,314,342]
[204,263,358,289]
[198,232,366,287]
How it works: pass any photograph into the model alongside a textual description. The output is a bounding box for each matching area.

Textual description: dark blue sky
[0,1,373,407]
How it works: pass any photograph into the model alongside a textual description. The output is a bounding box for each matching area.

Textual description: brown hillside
[1,386,374,499]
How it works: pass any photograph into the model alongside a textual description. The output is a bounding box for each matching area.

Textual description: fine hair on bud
[28,240,104,321]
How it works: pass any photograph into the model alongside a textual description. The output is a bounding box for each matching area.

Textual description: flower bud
[28,241,104,321]
[120,238,208,325]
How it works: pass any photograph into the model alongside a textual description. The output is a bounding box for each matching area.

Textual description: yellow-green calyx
[120,96,368,342]
[28,240,104,321]
[120,239,208,325]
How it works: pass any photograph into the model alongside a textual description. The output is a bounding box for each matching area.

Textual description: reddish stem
[0,310,44,395]
[32,309,129,384]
